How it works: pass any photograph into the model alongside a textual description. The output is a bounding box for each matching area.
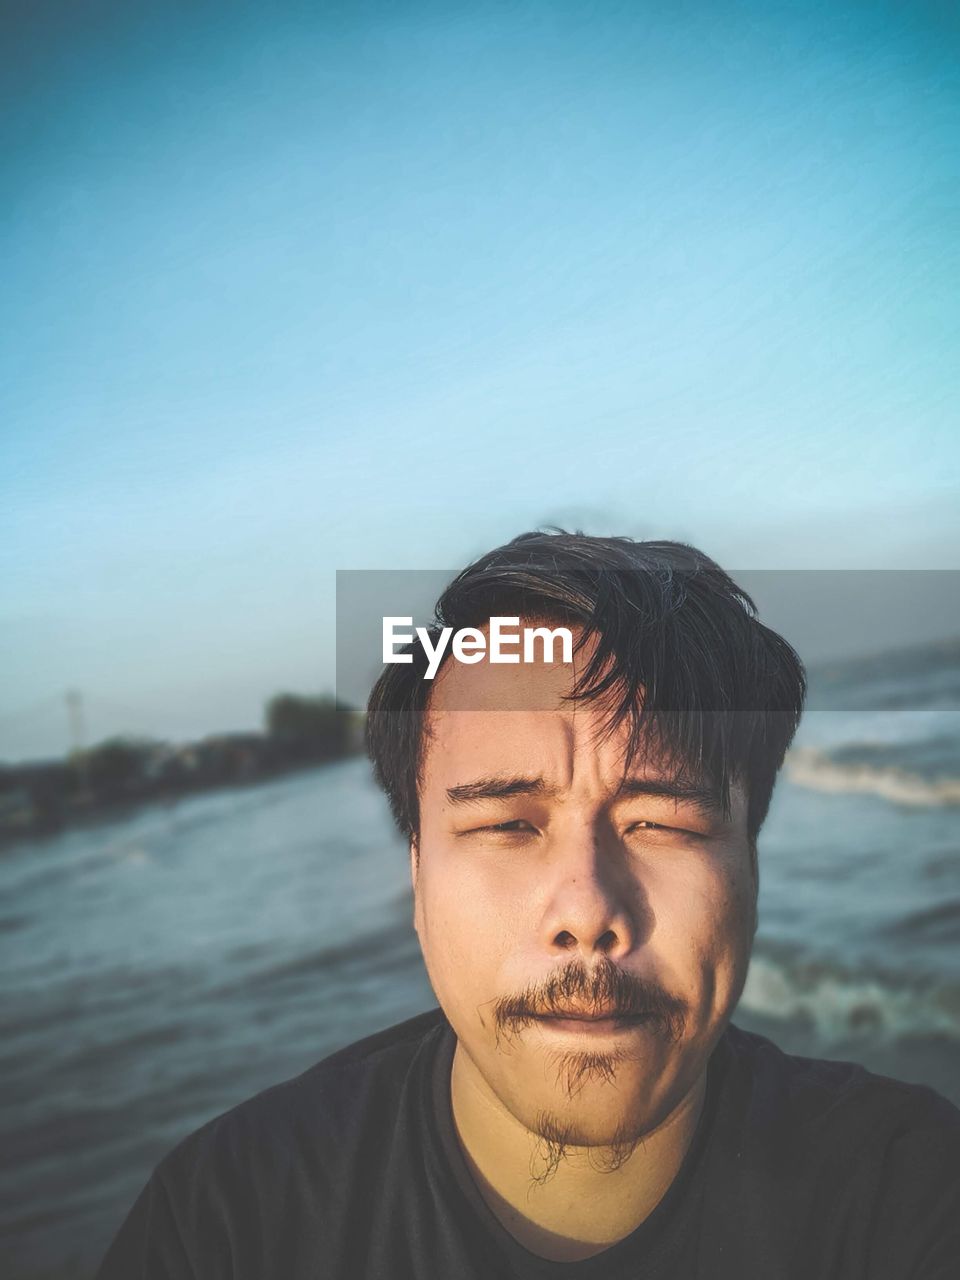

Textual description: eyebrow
[615,776,724,820]
[444,773,724,820]
[445,776,558,805]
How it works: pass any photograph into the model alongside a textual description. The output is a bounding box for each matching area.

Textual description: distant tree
[265,694,355,760]
[0,759,74,834]
[82,737,156,800]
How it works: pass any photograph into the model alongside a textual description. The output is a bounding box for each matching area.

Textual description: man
[98,530,960,1278]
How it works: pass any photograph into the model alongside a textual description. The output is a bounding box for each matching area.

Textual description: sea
[2,638,959,1279]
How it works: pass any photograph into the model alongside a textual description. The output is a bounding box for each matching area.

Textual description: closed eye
[453,819,540,840]
[627,820,704,840]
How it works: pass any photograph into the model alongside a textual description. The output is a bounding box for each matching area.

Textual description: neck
[449,1043,707,1262]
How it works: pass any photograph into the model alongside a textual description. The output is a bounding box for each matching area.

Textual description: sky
[2,0,959,760]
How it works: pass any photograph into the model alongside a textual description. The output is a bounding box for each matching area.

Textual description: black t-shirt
[96,1008,960,1279]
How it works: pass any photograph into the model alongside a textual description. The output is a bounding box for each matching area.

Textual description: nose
[539,824,645,961]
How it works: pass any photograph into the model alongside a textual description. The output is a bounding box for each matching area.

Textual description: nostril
[597,929,618,952]
[555,930,576,948]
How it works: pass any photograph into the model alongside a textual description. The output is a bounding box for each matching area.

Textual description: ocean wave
[739,952,960,1042]
[785,746,960,808]
[805,636,960,711]
[888,898,960,941]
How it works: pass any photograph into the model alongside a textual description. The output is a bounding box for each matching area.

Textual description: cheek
[416,860,518,993]
[651,860,755,983]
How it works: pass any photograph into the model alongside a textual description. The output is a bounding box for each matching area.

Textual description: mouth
[532,1011,650,1035]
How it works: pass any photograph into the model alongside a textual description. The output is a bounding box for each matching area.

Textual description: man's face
[411,633,757,1150]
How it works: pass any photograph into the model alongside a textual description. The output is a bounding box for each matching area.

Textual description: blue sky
[2,0,959,759]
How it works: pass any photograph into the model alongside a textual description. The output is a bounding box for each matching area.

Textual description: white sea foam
[740,953,960,1042]
[785,746,960,808]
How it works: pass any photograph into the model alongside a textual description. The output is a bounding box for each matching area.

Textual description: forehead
[422,638,654,790]
[418,631,748,826]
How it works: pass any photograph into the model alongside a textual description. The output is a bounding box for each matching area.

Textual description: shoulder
[155,1006,448,1188]
[727,1024,957,1167]
[722,1022,953,1123]
[97,1010,451,1278]
[708,1027,960,1275]
[727,1018,957,1111]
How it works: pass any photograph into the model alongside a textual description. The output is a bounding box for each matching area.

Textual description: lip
[533,1013,647,1036]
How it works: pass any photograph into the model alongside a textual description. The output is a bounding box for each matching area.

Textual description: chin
[515,1092,659,1177]
[506,1063,668,1149]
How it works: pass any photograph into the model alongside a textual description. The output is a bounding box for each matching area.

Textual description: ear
[409,835,421,935]
[409,834,419,888]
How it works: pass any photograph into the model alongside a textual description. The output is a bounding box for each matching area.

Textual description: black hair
[365,529,806,847]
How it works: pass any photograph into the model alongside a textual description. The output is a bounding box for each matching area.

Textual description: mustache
[491,955,687,1043]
